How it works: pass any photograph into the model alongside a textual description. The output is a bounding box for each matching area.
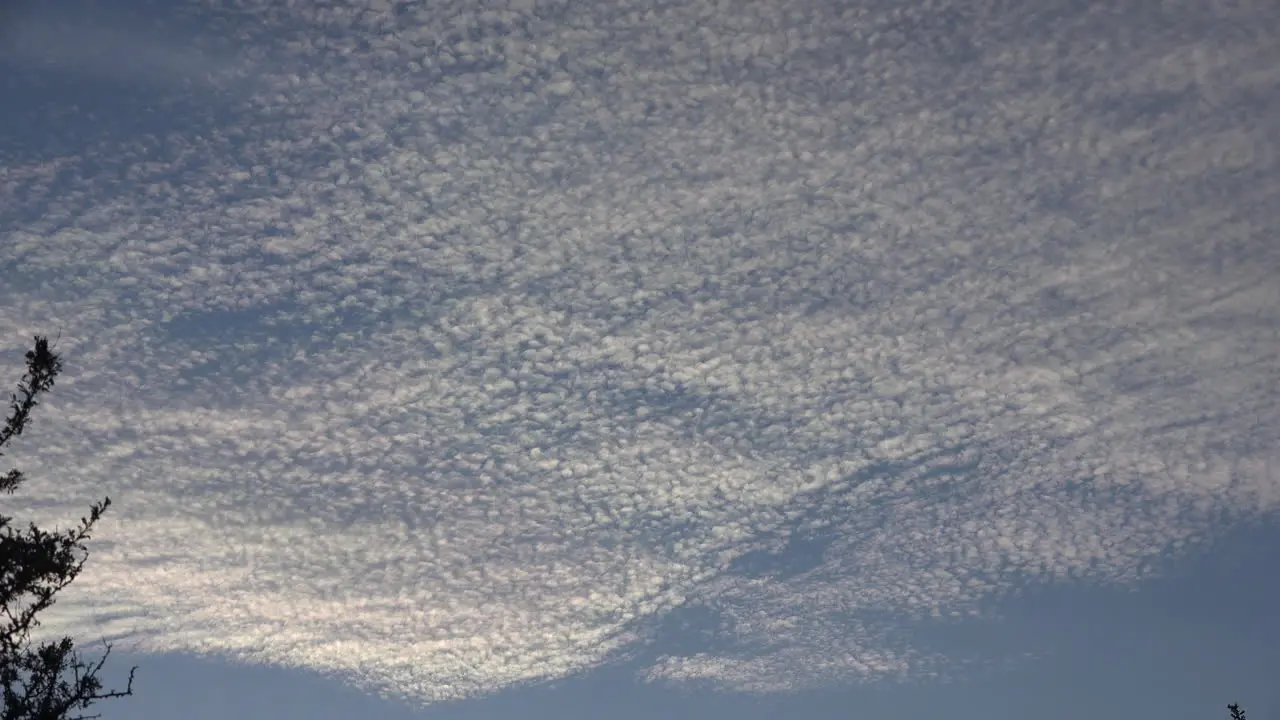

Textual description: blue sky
[1,0,1277,719]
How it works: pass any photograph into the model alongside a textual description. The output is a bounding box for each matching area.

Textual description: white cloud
[2,0,1278,706]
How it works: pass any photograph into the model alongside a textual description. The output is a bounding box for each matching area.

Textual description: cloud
[2,0,1278,706]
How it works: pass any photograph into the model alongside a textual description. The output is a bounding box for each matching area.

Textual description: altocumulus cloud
[1,0,1278,705]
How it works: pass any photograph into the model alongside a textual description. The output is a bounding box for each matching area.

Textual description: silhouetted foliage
[1,336,136,720]
[1228,703,1246,720]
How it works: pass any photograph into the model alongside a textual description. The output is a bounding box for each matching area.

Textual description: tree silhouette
[1,336,136,720]
[1228,703,1246,720]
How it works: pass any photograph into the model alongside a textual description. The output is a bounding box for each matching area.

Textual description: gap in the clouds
[152,302,452,401]
[728,532,833,580]
[623,602,737,665]
[893,515,1280,681]
[159,305,328,386]
[0,0,268,170]
[91,650,432,720]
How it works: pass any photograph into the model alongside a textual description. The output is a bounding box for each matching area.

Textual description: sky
[0,0,1277,718]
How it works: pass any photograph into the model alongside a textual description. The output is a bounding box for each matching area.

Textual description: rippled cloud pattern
[2,0,1278,707]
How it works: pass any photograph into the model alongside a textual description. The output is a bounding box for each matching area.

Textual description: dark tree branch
[2,334,137,720]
